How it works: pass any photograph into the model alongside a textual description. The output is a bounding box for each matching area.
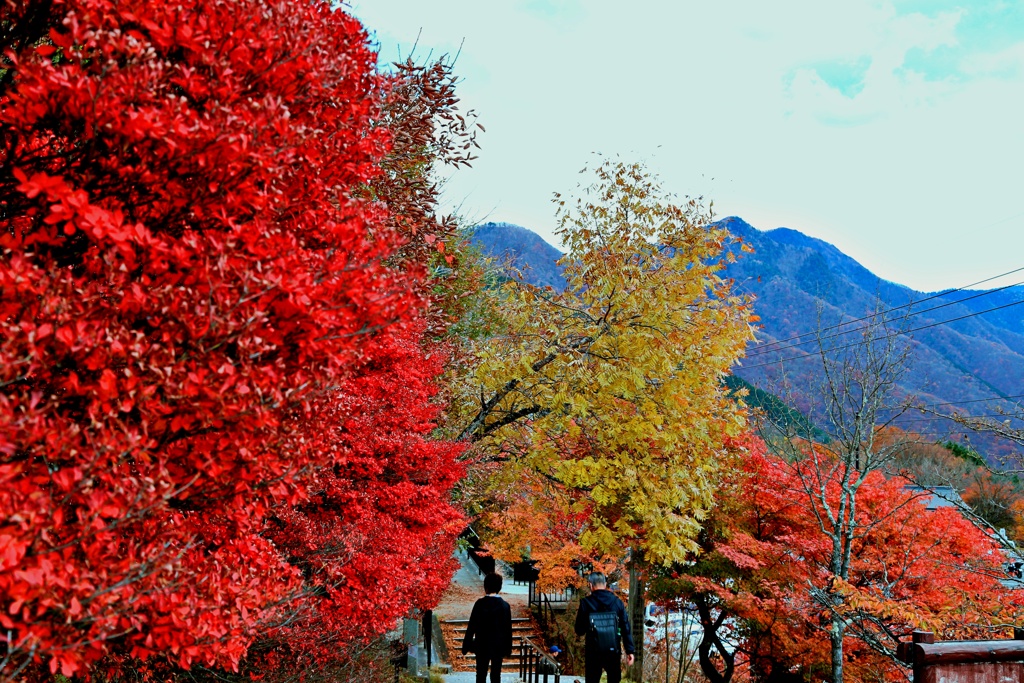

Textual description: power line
[745,264,1024,353]
[745,264,1024,356]
[916,394,1024,410]
[896,413,1018,424]
[898,297,1024,335]
[738,298,1024,371]
[745,277,1024,359]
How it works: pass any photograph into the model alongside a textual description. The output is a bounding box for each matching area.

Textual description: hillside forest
[1,2,1023,683]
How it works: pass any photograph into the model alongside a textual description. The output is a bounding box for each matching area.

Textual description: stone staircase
[442,616,538,672]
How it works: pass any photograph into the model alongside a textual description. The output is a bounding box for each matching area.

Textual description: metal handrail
[541,593,552,630]
[529,583,575,633]
[528,582,575,608]
[518,636,561,683]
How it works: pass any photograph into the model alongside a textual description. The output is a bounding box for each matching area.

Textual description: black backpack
[587,603,619,653]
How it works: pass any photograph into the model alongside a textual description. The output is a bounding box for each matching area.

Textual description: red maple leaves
[0,0,464,679]
[650,435,1022,683]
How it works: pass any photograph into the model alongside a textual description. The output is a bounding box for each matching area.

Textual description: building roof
[903,485,964,511]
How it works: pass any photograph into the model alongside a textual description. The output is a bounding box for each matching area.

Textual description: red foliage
[651,435,1021,683]
[253,323,465,670]
[0,0,463,679]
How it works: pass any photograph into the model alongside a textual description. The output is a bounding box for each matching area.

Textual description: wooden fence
[896,629,1024,683]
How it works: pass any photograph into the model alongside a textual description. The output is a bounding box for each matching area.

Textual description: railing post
[911,629,935,683]
[520,636,561,683]
[422,609,432,670]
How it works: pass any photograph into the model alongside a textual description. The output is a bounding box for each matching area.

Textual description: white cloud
[350,0,1024,292]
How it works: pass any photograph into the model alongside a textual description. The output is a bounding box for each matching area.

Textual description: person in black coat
[462,572,513,683]
[574,572,635,683]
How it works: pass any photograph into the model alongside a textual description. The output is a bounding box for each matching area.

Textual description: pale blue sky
[350,0,1024,292]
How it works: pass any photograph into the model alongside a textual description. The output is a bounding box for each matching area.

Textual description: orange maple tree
[482,469,614,592]
[650,434,1021,683]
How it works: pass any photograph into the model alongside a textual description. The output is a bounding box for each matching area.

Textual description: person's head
[484,572,503,595]
[587,572,607,590]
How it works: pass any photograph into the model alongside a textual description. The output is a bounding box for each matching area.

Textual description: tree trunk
[830,617,845,683]
[694,594,734,683]
[627,548,645,681]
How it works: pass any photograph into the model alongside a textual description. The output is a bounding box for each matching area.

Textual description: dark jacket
[574,589,635,655]
[462,595,513,658]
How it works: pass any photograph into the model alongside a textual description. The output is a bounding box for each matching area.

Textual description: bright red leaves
[0,0,463,679]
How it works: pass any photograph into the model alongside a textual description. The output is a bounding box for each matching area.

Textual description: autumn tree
[236,55,486,683]
[885,430,977,488]
[943,404,1024,471]
[893,411,1024,591]
[929,402,1024,534]
[651,434,1019,683]
[760,309,914,683]
[453,160,754,677]
[482,468,597,593]
[648,435,823,683]
[962,470,1023,541]
[0,1,469,680]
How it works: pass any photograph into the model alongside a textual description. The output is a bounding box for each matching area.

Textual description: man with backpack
[574,572,635,683]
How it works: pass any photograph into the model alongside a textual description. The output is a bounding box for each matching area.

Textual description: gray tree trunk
[830,619,845,683]
[627,549,645,681]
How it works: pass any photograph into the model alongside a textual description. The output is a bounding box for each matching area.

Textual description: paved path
[435,549,530,620]
[442,673,523,683]
[434,549,485,620]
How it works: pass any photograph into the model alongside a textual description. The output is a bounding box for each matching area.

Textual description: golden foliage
[455,161,755,566]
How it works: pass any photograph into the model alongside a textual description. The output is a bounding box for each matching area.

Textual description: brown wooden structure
[896,629,1024,683]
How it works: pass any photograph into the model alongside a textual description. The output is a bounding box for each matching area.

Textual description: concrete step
[452,625,535,633]
[453,632,537,639]
[442,617,531,625]
[452,634,540,647]
[454,655,522,669]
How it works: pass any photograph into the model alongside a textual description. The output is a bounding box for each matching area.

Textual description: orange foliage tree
[648,434,1022,683]
[963,470,1024,541]
[483,490,594,592]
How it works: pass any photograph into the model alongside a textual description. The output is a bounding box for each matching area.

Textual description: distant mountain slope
[469,222,567,290]
[718,216,1024,406]
[470,218,1024,458]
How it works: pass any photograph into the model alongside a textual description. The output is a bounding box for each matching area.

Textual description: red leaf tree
[0,0,465,680]
[648,435,1022,683]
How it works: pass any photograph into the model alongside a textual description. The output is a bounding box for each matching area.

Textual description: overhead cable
[746,277,1024,359]
[739,298,1024,371]
[743,264,1024,354]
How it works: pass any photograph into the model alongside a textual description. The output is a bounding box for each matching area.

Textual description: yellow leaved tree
[452,160,755,676]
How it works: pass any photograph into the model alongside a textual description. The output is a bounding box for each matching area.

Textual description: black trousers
[475,651,503,683]
[585,650,621,683]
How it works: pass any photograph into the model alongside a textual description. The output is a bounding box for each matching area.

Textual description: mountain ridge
[469,218,1024,458]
